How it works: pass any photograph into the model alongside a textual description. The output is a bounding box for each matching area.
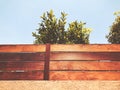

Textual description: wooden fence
[0,44,120,80]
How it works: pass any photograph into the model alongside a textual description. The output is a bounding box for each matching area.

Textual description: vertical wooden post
[44,43,50,80]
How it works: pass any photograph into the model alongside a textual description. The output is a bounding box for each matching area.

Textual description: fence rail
[0,44,120,80]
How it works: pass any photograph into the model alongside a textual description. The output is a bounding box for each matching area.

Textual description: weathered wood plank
[51,44,120,52]
[0,53,45,61]
[0,45,46,52]
[44,44,50,80]
[50,71,120,80]
[0,71,44,80]
[50,61,120,70]
[0,61,44,70]
[50,52,120,60]
[1,44,120,52]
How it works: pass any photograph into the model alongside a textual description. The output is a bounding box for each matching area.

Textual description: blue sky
[0,0,120,44]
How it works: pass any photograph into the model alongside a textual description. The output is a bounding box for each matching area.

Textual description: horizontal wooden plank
[0,45,46,52]
[0,53,45,61]
[0,71,43,80]
[50,52,120,60]
[50,61,120,70]
[0,44,120,52]
[51,44,120,52]
[50,71,120,80]
[0,61,44,70]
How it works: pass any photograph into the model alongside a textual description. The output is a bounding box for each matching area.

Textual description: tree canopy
[32,10,92,44]
[106,11,120,44]
[67,21,91,44]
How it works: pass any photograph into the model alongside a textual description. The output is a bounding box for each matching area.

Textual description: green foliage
[32,10,92,44]
[106,11,120,44]
[32,10,67,44]
[67,21,92,44]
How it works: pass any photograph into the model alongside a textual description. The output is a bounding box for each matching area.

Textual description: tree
[32,10,92,44]
[67,21,92,44]
[32,10,67,44]
[106,11,120,44]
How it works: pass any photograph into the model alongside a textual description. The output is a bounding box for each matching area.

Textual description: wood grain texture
[50,61,120,70]
[1,44,120,52]
[0,44,120,80]
[0,61,44,70]
[50,71,120,80]
[44,44,50,80]
[0,53,45,61]
[50,52,120,60]
[51,44,120,52]
[0,71,43,80]
[0,45,46,52]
